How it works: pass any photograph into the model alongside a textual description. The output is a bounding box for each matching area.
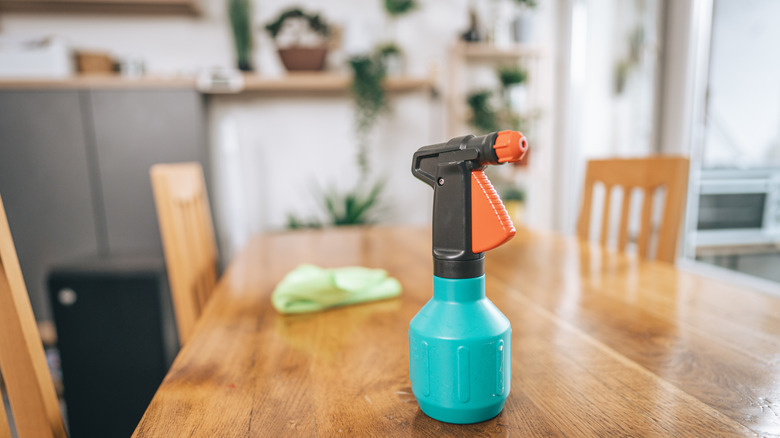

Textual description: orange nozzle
[493,130,528,163]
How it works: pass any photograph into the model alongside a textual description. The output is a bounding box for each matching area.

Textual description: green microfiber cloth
[271,264,402,314]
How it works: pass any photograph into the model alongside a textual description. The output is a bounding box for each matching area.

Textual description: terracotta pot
[277,46,328,71]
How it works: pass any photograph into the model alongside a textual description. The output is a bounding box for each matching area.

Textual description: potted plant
[501,184,526,224]
[379,0,417,75]
[377,42,403,76]
[228,0,253,71]
[498,64,528,88]
[383,0,417,16]
[286,180,384,228]
[264,7,331,71]
[467,68,532,166]
[467,90,500,134]
[498,64,528,113]
[512,0,538,43]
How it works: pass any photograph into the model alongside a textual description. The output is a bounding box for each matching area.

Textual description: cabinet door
[0,90,100,321]
[88,90,208,254]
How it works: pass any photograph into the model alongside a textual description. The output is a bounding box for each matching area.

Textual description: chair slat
[577,172,595,241]
[600,184,613,247]
[637,187,654,259]
[151,163,218,345]
[0,194,67,438]
[617,188,632,251]
[576,157,689,264]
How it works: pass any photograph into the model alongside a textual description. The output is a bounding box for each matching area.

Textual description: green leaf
[467,90,500,134]
[228,0,253,68]
[349,53,388,178]
[384,0,417,16]
[264,7,330,39]
[497,65,528,88]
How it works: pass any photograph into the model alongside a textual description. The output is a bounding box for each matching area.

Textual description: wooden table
[133,226,780,437]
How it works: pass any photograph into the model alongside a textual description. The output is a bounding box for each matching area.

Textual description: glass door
[684,0,780,289]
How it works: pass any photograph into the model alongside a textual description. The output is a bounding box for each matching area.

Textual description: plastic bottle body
[409,275,511,424]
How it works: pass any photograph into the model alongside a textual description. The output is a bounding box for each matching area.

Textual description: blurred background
[0,0,778,435]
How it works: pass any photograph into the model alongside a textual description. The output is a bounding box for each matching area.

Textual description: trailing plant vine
[349,53,388,178]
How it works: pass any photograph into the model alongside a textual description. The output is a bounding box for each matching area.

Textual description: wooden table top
[133,226,780,437]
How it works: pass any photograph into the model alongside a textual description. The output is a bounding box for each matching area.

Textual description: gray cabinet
[89,90,207,254]
[0,88,207,321]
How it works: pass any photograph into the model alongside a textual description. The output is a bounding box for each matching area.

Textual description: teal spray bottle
[409,130,528,424]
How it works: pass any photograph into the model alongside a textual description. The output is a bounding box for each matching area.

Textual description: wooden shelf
[0,75,195,90]
[0,0,200,15]
[227,73,433,94]
[0,73,434,94]
[455,42,543,60]
[447,42,544,137]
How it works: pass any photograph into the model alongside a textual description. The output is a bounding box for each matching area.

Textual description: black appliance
[47,255,179,438]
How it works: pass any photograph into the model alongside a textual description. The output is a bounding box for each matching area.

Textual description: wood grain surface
[132,226,780,437]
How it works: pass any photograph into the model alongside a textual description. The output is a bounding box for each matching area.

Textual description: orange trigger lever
[471,170,516,253]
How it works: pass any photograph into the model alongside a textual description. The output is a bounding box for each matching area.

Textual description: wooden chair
[0,193,68,438]
[150,163,218,345]
[576,156,690,264]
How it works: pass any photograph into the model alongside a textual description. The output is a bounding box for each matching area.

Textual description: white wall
[208,90,437,258]
[1,0,557,260]
[0,0,469,78]
[0,3,232,75]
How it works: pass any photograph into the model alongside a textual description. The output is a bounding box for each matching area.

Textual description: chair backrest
[576,156,690,263]
[0,193,68,438]
[150,163,218,345]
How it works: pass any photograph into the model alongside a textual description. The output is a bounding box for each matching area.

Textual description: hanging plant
[349,53,388,177]
[228,0,254,71]
[613,25,645,95]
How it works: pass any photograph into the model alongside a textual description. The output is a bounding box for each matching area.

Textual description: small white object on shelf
[196,68,245,93]
[0,36,74,78]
